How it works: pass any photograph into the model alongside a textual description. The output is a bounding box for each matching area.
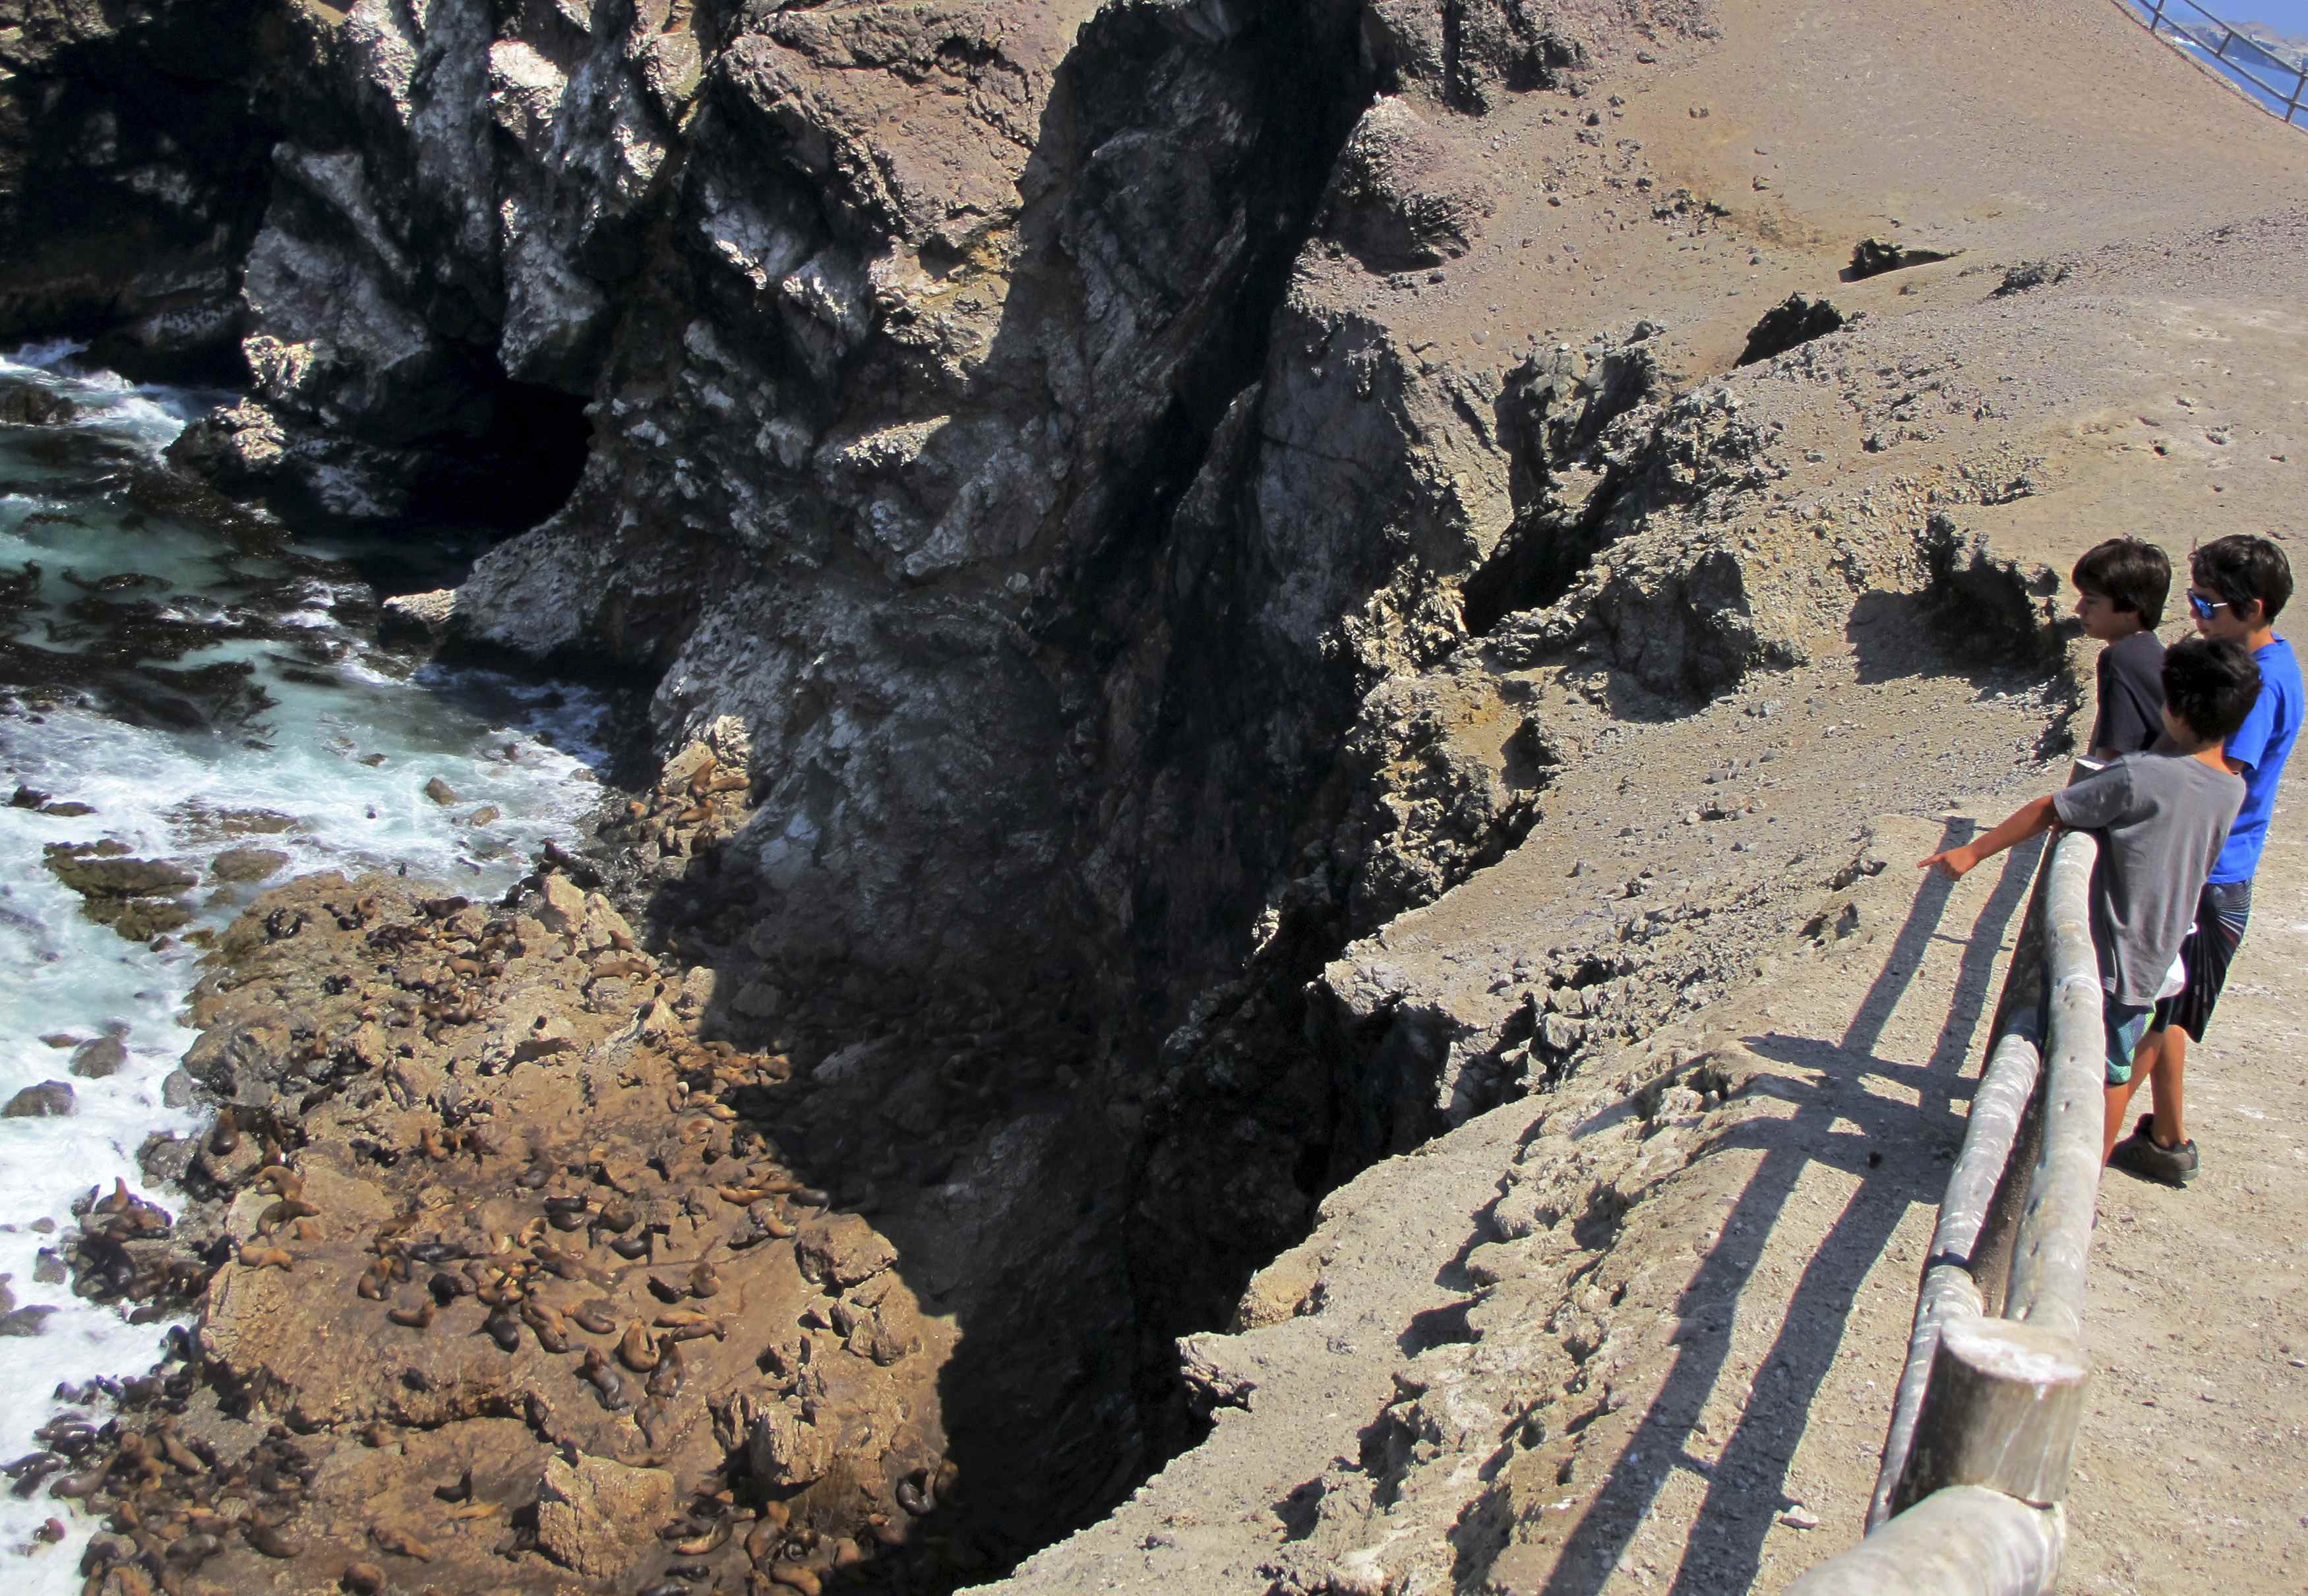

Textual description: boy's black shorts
[2152,879,2253,1042]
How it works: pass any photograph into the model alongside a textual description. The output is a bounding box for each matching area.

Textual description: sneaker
[2110,1113,2199,1187]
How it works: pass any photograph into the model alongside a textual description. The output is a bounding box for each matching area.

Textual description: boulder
[1318,98,1489,270]
[533,1455,674,1580]
[380,588,458,641]
[69,1032,130,1079]
[0,382,83,427]
[4,1081,75,1117]
[210,847,291,883]
[795,1214,897,1293]
[43,845,197,900]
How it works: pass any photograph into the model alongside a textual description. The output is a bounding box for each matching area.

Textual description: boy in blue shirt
[2113,535,2301,1186]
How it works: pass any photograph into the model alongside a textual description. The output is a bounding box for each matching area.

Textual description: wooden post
[1891,1316,2088,1514]
[1786,1486,2063,1596]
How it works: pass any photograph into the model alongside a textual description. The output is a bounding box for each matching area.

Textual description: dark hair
[2191,534,2292,624]
[2162,635,2261,745]
[2071,537,2170,626]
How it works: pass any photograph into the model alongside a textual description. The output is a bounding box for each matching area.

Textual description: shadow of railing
[1524,821,2045,1596]
[1785,825,2109,1596]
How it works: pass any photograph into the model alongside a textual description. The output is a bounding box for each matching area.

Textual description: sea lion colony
[14,757,988,1596]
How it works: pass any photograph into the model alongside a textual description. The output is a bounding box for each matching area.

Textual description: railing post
[1891,1316,2089,1515]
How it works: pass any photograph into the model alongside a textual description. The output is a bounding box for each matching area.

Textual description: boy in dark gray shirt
[1919,635,2257,1160]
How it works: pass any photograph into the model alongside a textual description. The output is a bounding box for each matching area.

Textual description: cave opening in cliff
[406,373,593,534]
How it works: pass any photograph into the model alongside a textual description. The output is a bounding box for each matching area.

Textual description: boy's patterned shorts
[2104,995,2151,1087]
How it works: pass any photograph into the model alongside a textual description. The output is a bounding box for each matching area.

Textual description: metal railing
[2121,0,2308,126]
[1787,829,2105,1596]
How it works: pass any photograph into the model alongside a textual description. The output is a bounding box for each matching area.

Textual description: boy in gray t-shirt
[1919,635,2257,1162]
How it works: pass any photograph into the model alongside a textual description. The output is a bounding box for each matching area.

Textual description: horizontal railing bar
[2002,832,2106,1344]
[1785,1486,2065,1596]
[2122,0,2307,130]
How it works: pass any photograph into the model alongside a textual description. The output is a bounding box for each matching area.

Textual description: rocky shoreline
[34,765,973,1596]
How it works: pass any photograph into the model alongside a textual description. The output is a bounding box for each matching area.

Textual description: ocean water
[0,344,620,1585]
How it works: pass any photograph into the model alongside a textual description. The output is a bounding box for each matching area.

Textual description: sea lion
[237,1244,291,1271]
[519,1300,572,1355]
[166,1531,222,1566]
[533,1245,602,1284]
[571,1301,618,1336]
[154,1431,203,1476]
[482,1309,522,1353]
[768,1562,822,1595]
[616,1321,661,1373]
[341,1562,386,1595]
[747,1206,797,1241]
[254,1166,302,1198]
[386,1301,434,1330]
[257,1198,319,1235]
[665,1516,728,1556]
[744,1514,785,1568]
[578,1349,630,1411]
[243,1522,301,1558]
[688,1260,721,1299]
[370,1525,434,1561]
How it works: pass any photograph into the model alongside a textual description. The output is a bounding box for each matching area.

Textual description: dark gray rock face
[3,0,1736,1030]
[0,0,278,374]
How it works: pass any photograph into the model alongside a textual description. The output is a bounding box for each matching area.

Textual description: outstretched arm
[1917,794,2059,879]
